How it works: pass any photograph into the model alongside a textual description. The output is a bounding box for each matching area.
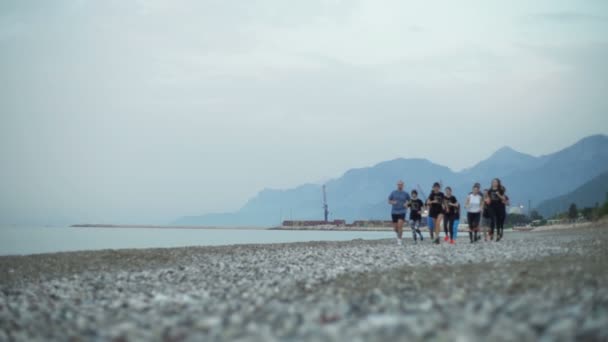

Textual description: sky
[1,0,607,225]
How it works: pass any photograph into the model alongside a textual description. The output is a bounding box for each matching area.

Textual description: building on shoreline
[282,220,347,227]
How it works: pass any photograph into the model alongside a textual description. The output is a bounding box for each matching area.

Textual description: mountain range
[536,171,608,218]
[174,134,608,226]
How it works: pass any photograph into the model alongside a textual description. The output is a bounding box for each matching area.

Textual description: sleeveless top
[467,193,482,213]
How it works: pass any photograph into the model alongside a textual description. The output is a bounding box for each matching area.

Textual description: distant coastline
[270,226,393,232]
[69,223,395,231]
[70,224,268,230]
[71,223,503,232]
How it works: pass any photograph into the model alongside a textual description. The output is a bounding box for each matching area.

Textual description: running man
[465,183,483,243]
[388,180,410,246]
[426,182,445,245]
[407,190,424,243]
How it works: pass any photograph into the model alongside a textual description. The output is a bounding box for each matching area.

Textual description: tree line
[502,192,608,228]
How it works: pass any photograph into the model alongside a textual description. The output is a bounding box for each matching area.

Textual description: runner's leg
[392,215,400,244]
[473,214,480,241]
[397,218,404,240]
[432,217,439,243]
[489,211,497,241]
[470,213,477,242]
[416,220,423,240]
[435,215,443,243]
[497,209,506,241]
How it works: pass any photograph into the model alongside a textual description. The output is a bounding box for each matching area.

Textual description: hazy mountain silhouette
[174,134,608,226]
[501,134,608,209]
[460,146,544,182]
[536,171,608,218]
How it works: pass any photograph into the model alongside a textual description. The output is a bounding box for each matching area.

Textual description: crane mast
[323,185,329,222]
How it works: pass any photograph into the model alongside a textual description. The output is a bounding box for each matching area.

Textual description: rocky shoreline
[1,227,607,341]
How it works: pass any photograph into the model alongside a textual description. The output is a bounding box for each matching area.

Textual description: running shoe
[434,238,440,245]
[444,236,450,242]
[450,239,455,245]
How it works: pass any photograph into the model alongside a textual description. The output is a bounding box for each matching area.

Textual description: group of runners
[388,179,509,245]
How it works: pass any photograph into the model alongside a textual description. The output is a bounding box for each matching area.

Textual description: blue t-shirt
[388,190,410,214]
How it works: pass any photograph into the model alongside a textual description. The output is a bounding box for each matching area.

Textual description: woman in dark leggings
[427,182,445,245]
[488,178,507,242]
[482,189,491,241]
[465,183,483,243]
[442,187,458,244]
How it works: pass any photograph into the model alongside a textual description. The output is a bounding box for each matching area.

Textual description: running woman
[443,187,459,244]
[407,190,424,243]
[482,189,492,241]
[388,180,410,246]
[426,182,444,245]
[465,183,484,243]
[488,178,507,242]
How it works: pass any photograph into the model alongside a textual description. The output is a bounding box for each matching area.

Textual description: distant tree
[529,210,543,221]
[568,203,578,221]
[581,207,594,220]
[597,198,608,219]
[506,213,530,227]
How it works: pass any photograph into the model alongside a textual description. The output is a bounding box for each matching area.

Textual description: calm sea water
[0,226,395,256]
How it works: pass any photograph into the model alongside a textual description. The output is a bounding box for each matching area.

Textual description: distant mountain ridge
[460,146,545,181]
[174,134,608,226]
[536,171,608,218]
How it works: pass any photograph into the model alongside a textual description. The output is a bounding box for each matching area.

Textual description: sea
[0,226,395,256]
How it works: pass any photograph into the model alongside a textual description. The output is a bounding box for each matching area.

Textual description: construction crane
[322,184,329,222]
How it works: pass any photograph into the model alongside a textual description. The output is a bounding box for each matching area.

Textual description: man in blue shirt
[388,180,410,245]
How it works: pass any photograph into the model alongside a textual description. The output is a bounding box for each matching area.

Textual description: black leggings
[411,219,423,240]
[489,205,506,237]
[444,216,455,239]
[467,212,481,242]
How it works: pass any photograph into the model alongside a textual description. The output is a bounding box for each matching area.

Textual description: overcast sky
[1,0,607,225]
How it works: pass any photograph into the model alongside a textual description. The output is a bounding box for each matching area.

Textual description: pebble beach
[1,227,607,341]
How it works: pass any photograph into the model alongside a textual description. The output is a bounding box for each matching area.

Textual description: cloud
[515,41,608,71]
[529,11,608,24]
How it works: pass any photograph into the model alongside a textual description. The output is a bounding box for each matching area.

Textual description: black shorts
[482,208,491,219]
[391,214,406,223]
[467,212,481,228]
[410,213,422,222]
[429,208,442,219]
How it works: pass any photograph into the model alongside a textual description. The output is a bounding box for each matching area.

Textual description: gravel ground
[1,227,607,341]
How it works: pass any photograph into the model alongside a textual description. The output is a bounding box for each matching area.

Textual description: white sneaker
[397,239,403,246]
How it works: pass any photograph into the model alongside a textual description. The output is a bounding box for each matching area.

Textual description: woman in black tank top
[488,178,507,241]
